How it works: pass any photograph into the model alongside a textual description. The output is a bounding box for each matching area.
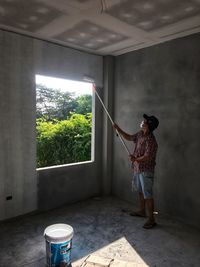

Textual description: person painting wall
[114,114,159,229]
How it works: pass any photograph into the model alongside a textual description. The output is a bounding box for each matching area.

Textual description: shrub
[36,113,92,168]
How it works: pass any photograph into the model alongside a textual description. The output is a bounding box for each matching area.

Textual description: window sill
[36,160,94,171]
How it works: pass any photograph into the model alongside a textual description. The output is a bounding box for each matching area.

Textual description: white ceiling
[0,0,200,56]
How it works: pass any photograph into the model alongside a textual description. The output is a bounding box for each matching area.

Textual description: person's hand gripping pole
[92,84,131,156]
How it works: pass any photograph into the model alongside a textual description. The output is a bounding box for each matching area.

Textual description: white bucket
[44,224,74,267]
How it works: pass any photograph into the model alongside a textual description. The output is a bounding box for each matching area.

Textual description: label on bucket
[46,239,72,267]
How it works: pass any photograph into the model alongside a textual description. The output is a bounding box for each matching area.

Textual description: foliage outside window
[36,80,92,168]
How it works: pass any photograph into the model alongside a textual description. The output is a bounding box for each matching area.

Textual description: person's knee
[143,191,153,199]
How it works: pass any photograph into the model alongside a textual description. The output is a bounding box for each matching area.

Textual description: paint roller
[83,76,131,156]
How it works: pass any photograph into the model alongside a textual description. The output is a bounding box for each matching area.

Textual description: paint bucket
[44,224,74,267]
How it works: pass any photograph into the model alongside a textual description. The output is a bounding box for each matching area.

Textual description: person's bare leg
[138,192,146,215]
[146,198,155,221]
[130,192,146,216]
[143,198,157,229]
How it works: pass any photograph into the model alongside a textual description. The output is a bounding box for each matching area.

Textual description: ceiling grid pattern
[0,0,199,55]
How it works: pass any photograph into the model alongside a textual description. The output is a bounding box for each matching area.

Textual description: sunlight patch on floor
[72,236,149,266]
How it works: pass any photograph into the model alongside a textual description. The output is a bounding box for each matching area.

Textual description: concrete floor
[0,197,199,267]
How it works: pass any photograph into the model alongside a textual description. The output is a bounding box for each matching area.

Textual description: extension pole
[92,84,131,156]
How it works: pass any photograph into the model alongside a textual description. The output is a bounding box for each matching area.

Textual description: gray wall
[0,31,37,220]
[0,29,103,220]
[101,56,115,195]
[1,27,200,228]
[113,33,200,228]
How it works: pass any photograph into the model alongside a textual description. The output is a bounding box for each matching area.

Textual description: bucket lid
[44,224,74,243]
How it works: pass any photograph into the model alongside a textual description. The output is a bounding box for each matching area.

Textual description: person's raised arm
[113,123,133,141]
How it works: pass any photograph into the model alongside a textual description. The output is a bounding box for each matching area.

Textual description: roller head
[83,76,96,92]
[92,83,96,92]
[83,75,94,83]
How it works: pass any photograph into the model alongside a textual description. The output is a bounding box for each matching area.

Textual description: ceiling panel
[0,0,63,32]
[0,0,199,55]
[55,20,129,50]
[106,0,200,31]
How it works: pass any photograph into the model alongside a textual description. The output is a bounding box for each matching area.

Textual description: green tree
[75,94,92,114]
[36,83,93,167]
[36,84,77,121]
[36,113,92,168]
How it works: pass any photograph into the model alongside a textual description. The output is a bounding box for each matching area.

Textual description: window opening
[35,74,93,168]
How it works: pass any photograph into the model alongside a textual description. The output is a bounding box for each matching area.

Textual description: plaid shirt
[131,131,158,173]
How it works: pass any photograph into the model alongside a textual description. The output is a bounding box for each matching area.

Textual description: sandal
[143,220,157,229]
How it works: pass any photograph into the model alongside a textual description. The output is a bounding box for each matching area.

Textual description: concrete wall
[0,30,37,220]
[1,27,199,228]
[0,29,103,220]
[113,33,200,228]
[101,56,115,196]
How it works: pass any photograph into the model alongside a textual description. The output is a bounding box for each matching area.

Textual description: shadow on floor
[0,197,200,267]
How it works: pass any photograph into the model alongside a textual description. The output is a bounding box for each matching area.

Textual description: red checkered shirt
[131,131,158,173]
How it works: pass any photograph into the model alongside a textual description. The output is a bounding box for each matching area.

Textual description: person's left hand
[129,154,136,162]
[113,123,119,130]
